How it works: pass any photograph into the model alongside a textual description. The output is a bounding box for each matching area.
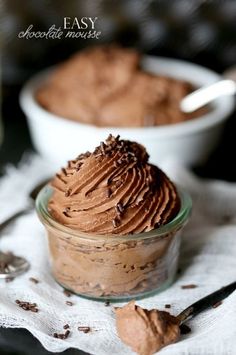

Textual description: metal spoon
[0,251,30,279]
[177,280,236,324]
[0,179,49,233]
[0,178,49,278]
[115,281,236,355]
[180,79,236,113]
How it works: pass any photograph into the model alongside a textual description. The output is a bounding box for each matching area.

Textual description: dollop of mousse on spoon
[48,134,180,235]
[115,301,180,355]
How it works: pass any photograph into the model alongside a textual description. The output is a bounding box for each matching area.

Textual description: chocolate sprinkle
[61,168,67,176]
[63,324,70,330]
[77,151,91,160]
[115,205,121,216]
[165,304,171,309]
[53,330,70,339]
[63,289,72,297]
[66,301,73,306]
[112,217,120,228]
[181,284,198,289]
[106,188,112,198]
[113,161,120,168]
[65,189,72,197]
[100,142,106,155]
[116,202,124,213]
[105,300,110,307]
[65,330,70,337]
[78,326,91,334]
[63,211,70,217]
[15,300,39,312]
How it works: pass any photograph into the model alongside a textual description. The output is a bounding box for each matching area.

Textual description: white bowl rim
[20,55,235,139]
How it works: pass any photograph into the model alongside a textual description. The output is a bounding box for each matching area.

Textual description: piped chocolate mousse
[48,135,180,235]
[115,301,180,355]
[40,135,187,298]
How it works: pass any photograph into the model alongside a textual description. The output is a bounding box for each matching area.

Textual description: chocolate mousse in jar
[36,135,191,301]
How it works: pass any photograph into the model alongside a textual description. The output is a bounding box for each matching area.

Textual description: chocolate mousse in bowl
[36,135,192,300]
[36,45,205,127]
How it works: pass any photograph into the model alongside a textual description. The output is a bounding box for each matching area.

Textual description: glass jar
[36,185,191,301]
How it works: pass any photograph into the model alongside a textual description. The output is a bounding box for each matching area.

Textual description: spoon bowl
[0,178,50,278]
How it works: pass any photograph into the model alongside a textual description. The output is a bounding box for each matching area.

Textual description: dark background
[1,1,236,354]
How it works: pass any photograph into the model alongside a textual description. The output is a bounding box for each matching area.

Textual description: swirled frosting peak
[48,135,180,235]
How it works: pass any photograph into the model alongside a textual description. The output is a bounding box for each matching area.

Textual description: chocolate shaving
[15,300,39,312]
[78,326,91,333]
[181,284,198,289]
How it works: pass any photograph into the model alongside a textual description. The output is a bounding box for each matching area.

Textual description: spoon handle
[177,281,236,324]
[0,206,32,232]
[0,179,49,234]
[180,79,236,113]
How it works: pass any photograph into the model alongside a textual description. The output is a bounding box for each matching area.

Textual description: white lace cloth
[0,155,236,355]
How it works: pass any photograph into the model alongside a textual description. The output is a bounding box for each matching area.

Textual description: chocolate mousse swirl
[48,135,180,235]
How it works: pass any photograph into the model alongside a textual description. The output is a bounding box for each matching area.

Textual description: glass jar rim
[36,184,192,242]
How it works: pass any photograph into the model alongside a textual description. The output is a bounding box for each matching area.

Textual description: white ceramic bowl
[20,56,235,169]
